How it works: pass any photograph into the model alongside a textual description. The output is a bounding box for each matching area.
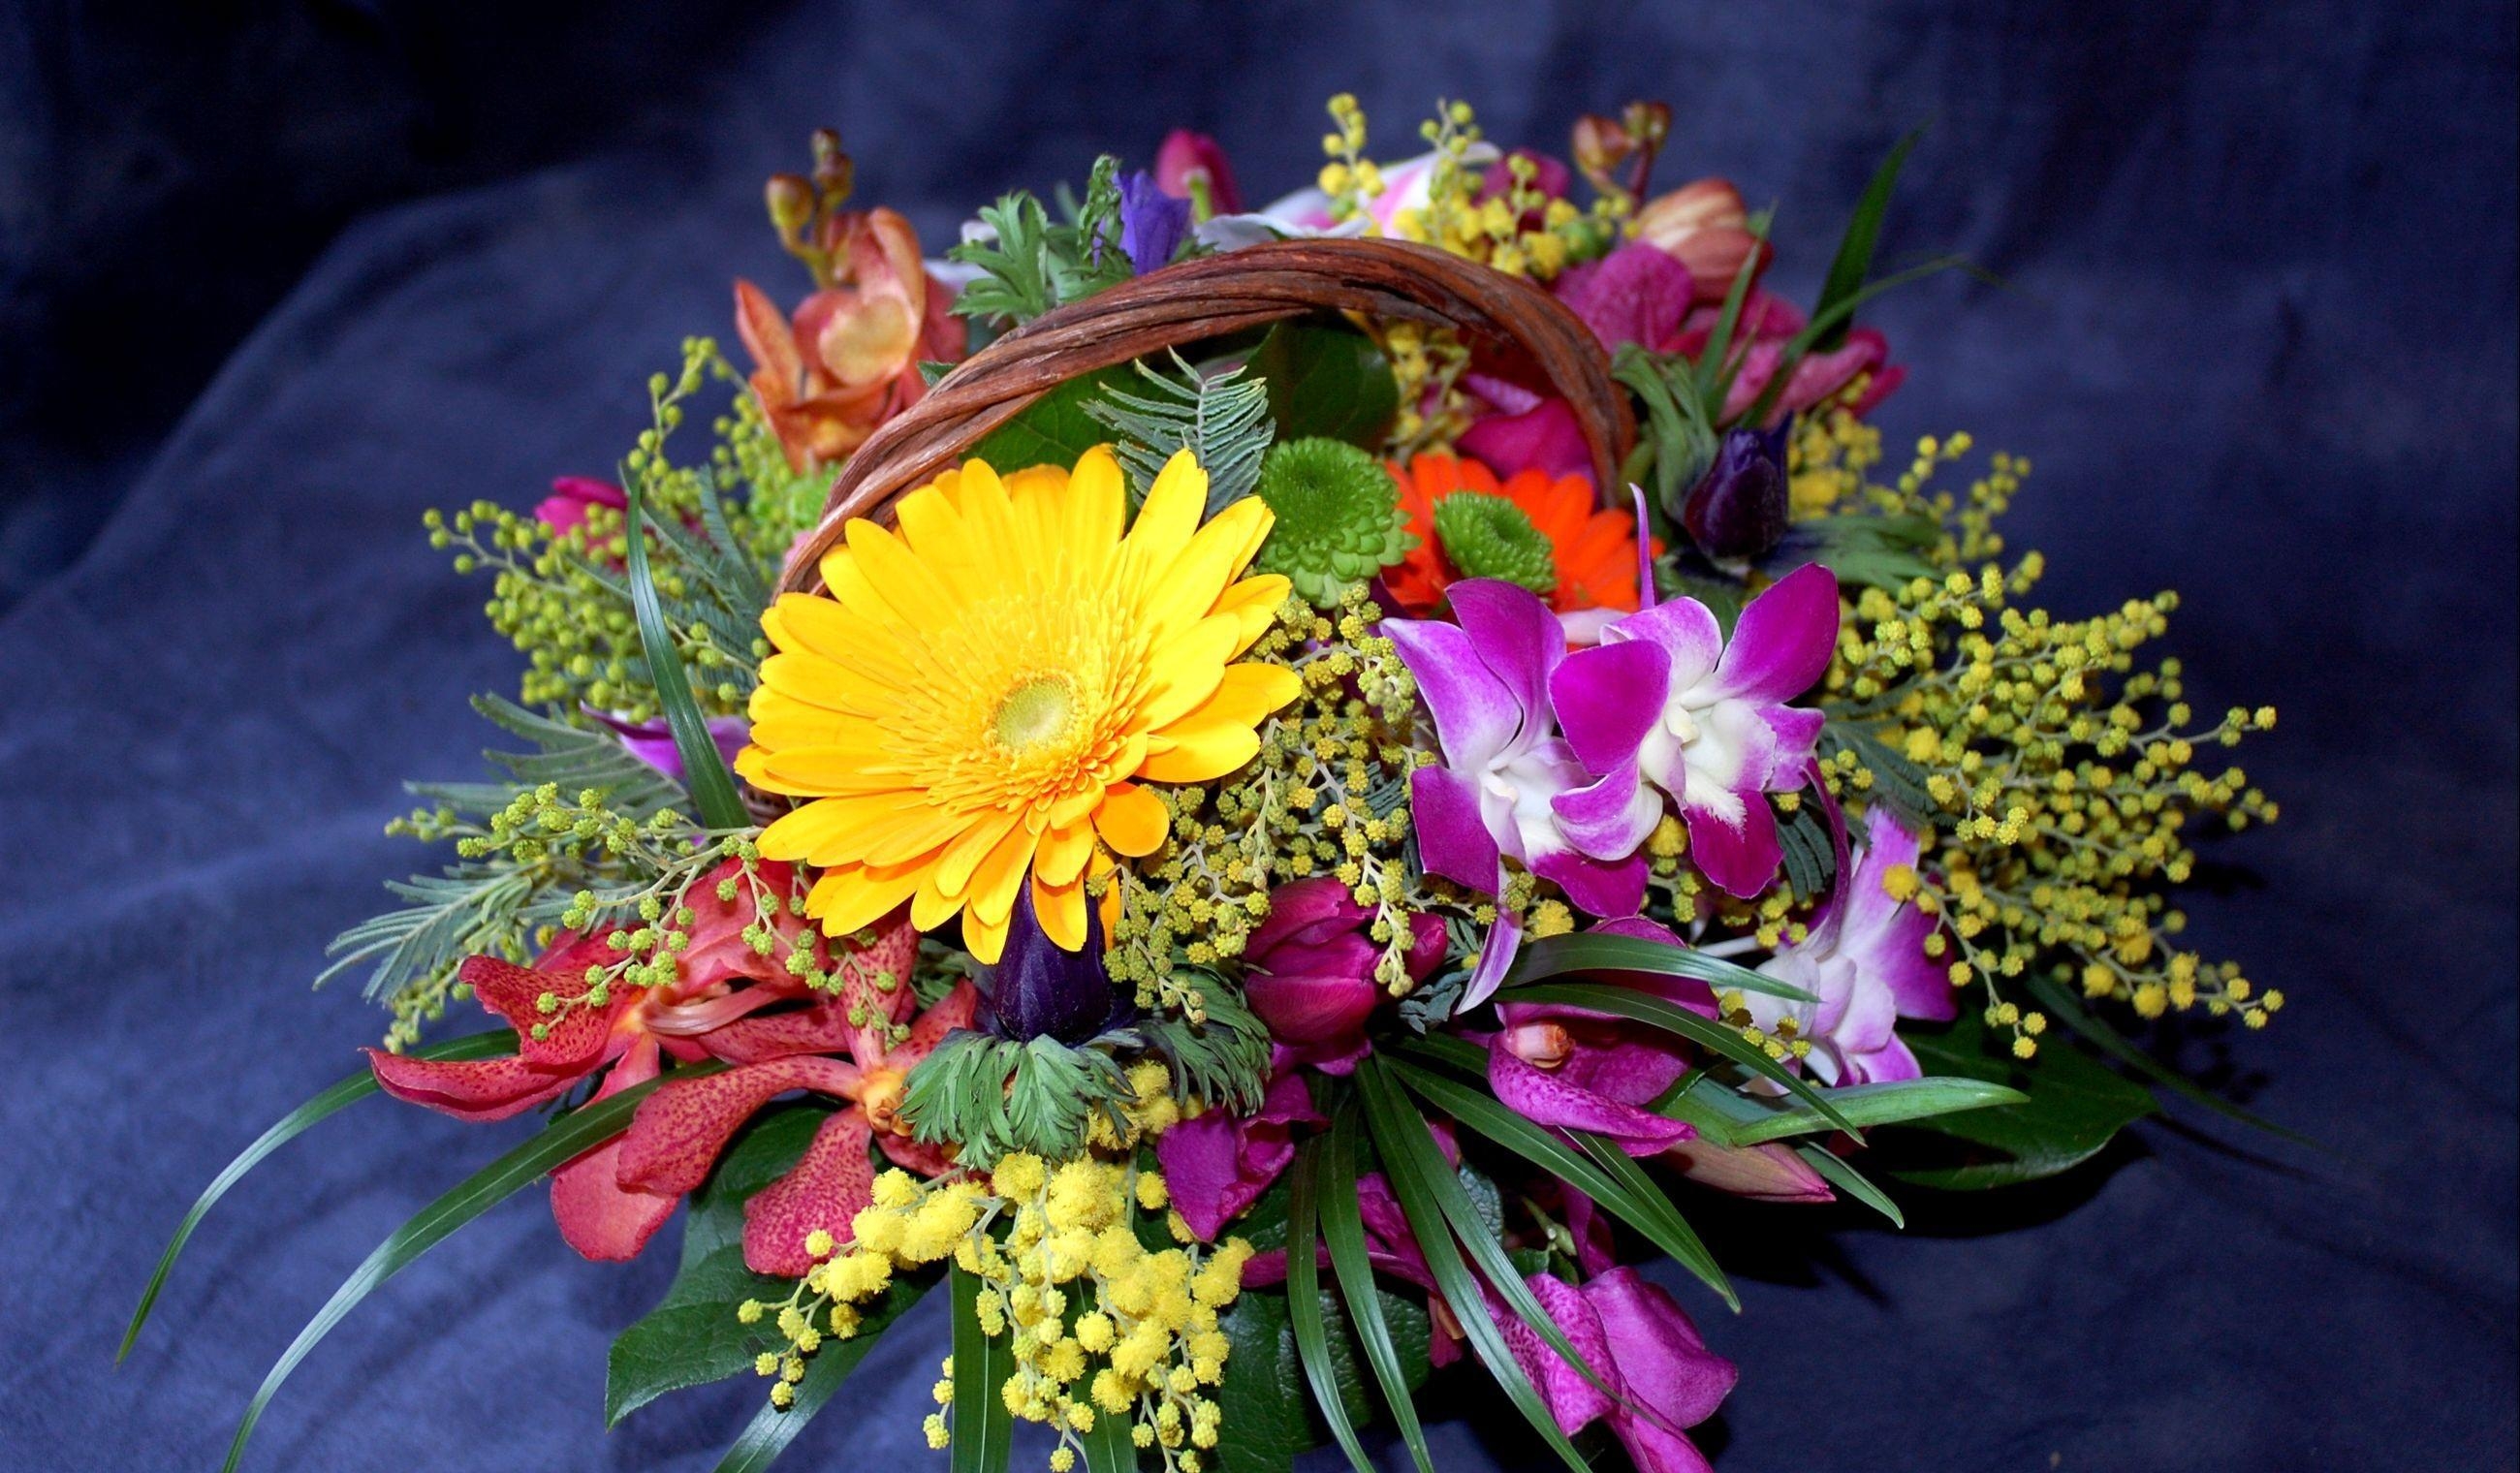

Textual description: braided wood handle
[778,235,1632,593]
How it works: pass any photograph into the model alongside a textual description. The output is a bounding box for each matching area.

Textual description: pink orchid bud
[1155,129,1244,216]
[1637,178,1771,302]
[1499,1020,1576,1068]
[1663,1137,1837,1203]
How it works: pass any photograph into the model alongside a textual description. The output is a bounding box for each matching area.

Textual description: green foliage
[1082,350,1274,512]
[1776,799,1838,900]
[1130,981,1272,1116]
[1213,1278,1433,1473]
[1657,1066,2027,1147]
[221,1062,718,1473]
[121,1029,515,1363]
[711,1278,929,1473]
[1500,929,1816,1004]
[1248,320,1401,448]
[1317,1110,1435,1473]
[606,1106,829,1426]
[950,157,1134,326]
[1614,343,1718,521]
[1775,510,1941,591]
[626,477,748,830]
[1283,1141,1371,1473]
[950,1263,1019,1473]
[1509,981,1861,1136]
[1888,1009,2156,1189]
[1812,129,1924,354]
[1815,720,1943,832]
[406,694,689,823]
[1250,436,1415,606]
[898,1031,1135,1167]
[968,367,1130,475]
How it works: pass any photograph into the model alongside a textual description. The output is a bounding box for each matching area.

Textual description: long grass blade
[950,1263,1018,1473]
[1501,931,1815,1003]
[1285,1139,1373,1473]
[1319,1106,1435,1473]
[1508,982,1863,1138]
[1811,128,1925,351]
[223,1062,716,1471]
[624,480,748,831]
[1797,1144,1904,1228]
[122,1030,515,1363]
[1665,1073,2027,1146]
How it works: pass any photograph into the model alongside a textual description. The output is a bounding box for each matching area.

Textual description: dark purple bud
[979,887,1127,1045]
[1682,423,1791,561]
[1118,170,1192,276]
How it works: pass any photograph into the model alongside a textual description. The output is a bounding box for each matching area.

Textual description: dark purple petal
[1408,767,1502,895]
[1680,424,1790,561]
[1713,562,1840,703]
[1551,640,1670,775]
[1684,795,1781,899]
[1118,171,1192,275]
[982,886,1123,1044]
[1385,617,1522,770]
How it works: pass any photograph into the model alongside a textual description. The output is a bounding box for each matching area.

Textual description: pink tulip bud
[1637,179,1771,302]
[1663,1137,1837,1203]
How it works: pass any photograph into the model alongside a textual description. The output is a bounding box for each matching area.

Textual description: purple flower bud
[1118,170,1191,276]
[978,887,1126,1044]
[1681,423,1791,561]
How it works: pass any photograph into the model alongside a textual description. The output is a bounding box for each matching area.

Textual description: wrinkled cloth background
[2,3,2512,1469]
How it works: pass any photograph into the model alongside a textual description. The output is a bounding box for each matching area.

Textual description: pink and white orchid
[1501,1268,1736,1473]
[1552,563,1841,899]
[1742,806,1957,1084]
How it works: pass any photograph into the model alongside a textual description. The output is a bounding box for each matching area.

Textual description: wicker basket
[777,236,1635,594]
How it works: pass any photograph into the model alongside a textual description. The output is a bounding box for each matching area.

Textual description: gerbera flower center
[992,672,1081,755]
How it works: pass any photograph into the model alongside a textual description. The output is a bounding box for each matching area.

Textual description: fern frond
[1084,350,1275,513]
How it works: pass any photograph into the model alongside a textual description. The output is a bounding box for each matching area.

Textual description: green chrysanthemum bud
[1250,437,1416,608]
[1433,491,1556,597]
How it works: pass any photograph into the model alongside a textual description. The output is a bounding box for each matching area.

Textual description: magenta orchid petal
[1531,845,1649,925]
[1554,244,1695,353]
[1457,396,1593,486]
[1489,1041,1694,1155]
[1407,766,1503,893]
[1748,805,1956,1081]
[1684,795,1783,899]
[1550,760,1663,862]
[1551,640,1671,773]
[1663,1137,1837,1203]
[1445,580,1566,731]
[1383,617,1521,769]
[1604,597,1722,691]
[1585,1268,1737,1430]
[1154,1072,1323,1242]
[1713,563,1841,703]
[1500,1271,1619,1434]
[1458,899,1524,1012]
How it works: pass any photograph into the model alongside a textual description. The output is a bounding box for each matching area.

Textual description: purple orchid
[592,709,751,784]
[1552,562,1841,899]
[1118,170,1192,275]
[1500,1268,1737,1473]
[1485,918,1704,1155]
[1742,806,1957,1084]
[1386,579,1651,929]
[1155,1071,1323,1241]
[1241,878,1445,1075]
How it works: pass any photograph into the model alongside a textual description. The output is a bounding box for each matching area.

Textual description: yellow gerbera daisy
[738,446,1298,962]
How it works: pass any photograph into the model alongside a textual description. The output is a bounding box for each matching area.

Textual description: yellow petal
[1062,450,1125,556]
[891,485,987,603]
[846,517,959,633]
[1030,870,1087,951]
[911,868,962,931]
[1120,448,1205,595]
[935,807,1024,896]
[1213,574,1292,656]
[1094,782,1169,858]
[1034,819,1098,887]
[961,904,1009,964]
[965,822,1039,927]
[1171,661,1303,733]
[1130,614,1239,733]
[1137,718,1262,784]
[1137,497,1271,643]
[806,861,928,934]
[860,803,975,867]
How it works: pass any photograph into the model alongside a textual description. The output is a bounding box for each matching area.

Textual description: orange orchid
[734,206,966,472]
[1384,453,1656,618]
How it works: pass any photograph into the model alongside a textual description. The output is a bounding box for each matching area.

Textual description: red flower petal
[614,1056,862,1198]
[363,1048,583,1122]
[550,1039,679,1262]
[457,951,630,1069]
[742,1109,878,1276]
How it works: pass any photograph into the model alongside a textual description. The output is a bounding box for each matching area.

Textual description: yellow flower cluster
[912,1154,1250,1473]
[1823,555,2282,1045]
[1103,587,1465,1010]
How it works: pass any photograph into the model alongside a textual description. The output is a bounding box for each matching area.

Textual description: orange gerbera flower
[1384,454,1655,617]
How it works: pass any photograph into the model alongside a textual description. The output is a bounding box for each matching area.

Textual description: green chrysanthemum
[1432,490,1557,596]
[1251,437,1416,607]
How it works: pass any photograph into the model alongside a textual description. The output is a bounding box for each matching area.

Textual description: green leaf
[1797,1144,1905,1228]
[1355,1061,1592,1473]
[1284,1140,1372,1473]
[625,481,747,830]
[2025,975,2320,1149]
[1812,129,1924,353]
[1815,723,1944,832]
[1319,1109,1434,1473]
[1887,1010,2155,1189]
[121,1030,515,1363]
[1659,1070,2027,1148]
[951,1262,1018,1473]
[968,368,1130,478]
[1773,511,1942,593]
[1775,799,1836,901]
[606,1106,832,1426]
[1507,982,1863,1137]
[1384,1046,1735,1310]
[410,693,687,822]
[1080,1385,1141,1473]
[1248,321,1399,449]
[711,1277,930,1473]
[223,1061,722,1472]
[1502,931,1816,1004]
[900,1031,1135,1169]
[1083,350,1276,513]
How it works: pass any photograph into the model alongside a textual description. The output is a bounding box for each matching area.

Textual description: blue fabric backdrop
[2,2,2512,1469]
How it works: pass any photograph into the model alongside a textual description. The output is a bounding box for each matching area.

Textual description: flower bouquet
[128,99,2290,1473]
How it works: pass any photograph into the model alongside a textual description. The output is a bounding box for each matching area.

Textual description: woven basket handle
[777,236,1633,594]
